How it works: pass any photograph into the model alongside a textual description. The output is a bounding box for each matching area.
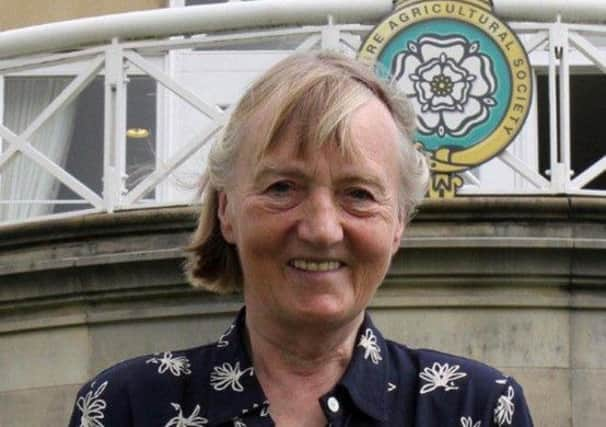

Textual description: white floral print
[210,361,254,392]
[217,324,235,348]
[419,362,467,394]
[146,352,192,376]
[460,416,481,427]
[493,385,515,426]
[164,403,207,427]
[76,381,108,427]
[387,382,397,392]
[393,35,497,138]
[358,328,382,364]
[232,418,247,427]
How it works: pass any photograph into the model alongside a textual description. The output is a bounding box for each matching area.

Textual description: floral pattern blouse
[68,308,534,427]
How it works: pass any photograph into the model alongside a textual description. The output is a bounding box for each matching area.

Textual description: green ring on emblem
[377,19,511,153]
[359,0,533,173]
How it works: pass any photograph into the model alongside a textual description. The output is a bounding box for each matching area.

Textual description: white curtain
[0,77,78,221]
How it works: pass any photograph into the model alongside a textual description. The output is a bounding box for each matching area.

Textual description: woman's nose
[297,190,344,246]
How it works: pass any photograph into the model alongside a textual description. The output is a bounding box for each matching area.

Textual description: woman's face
[218,98,405,329]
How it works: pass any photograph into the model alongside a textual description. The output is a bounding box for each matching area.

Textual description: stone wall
[1,197,604,426]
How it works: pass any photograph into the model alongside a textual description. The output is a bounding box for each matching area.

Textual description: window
[55,75,157,212]
[1,76,79,220]
[1,73,157,219]
[537,74,606,189]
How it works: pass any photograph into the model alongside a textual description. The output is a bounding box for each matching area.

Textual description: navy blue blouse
[68,309,533,426]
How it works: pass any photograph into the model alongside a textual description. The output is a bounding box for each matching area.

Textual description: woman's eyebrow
[253,165,308,182]
[254,165,388,189]
[337,174,388,194]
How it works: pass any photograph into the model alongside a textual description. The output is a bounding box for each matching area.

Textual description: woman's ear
[217,191,235,244]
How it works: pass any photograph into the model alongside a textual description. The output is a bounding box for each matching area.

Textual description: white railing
[460,19,606,196]
[1,2,606,225]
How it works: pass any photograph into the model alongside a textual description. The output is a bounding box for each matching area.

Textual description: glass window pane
[538,74,606,189]
[126,76,157,196]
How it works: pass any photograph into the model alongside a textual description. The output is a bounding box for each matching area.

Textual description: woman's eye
[266,181,294,195]
[347,188,374,201]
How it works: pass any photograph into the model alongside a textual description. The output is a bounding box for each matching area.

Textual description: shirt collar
[205,308,389,423]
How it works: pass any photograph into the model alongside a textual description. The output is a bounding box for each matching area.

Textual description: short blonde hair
[185,51,429,293]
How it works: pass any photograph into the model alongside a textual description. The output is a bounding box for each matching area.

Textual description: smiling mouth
[289,259,343,272]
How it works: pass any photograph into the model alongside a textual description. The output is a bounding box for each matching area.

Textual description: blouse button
[327,396,340,413]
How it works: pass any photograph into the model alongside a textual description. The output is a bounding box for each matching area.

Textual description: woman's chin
[283,298,360,328]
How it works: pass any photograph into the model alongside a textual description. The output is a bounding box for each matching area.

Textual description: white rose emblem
[392,35,497,138]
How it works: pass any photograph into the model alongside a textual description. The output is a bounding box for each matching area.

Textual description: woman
[68,52,533,427]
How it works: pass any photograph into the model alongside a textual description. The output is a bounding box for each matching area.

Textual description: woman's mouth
[289,259,343,272]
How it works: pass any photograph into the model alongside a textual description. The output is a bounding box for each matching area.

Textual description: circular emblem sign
[359,0,532,173]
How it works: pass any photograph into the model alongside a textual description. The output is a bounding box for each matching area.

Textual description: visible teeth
[291,260,341,272]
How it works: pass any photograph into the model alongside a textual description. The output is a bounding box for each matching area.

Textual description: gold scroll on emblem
[429,173,464,199]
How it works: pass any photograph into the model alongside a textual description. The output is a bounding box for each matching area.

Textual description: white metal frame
[460,21,606,196]
[0,57,105,209]
[2,3,606,225]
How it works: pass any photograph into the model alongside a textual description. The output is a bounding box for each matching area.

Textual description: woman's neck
[246,307,364,385]
[245,308,364,426]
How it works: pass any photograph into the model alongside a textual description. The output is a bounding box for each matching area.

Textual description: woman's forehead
[250,96,399,162]
[245,100,401,178]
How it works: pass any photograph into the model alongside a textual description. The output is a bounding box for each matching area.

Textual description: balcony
[2,1,606,225]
